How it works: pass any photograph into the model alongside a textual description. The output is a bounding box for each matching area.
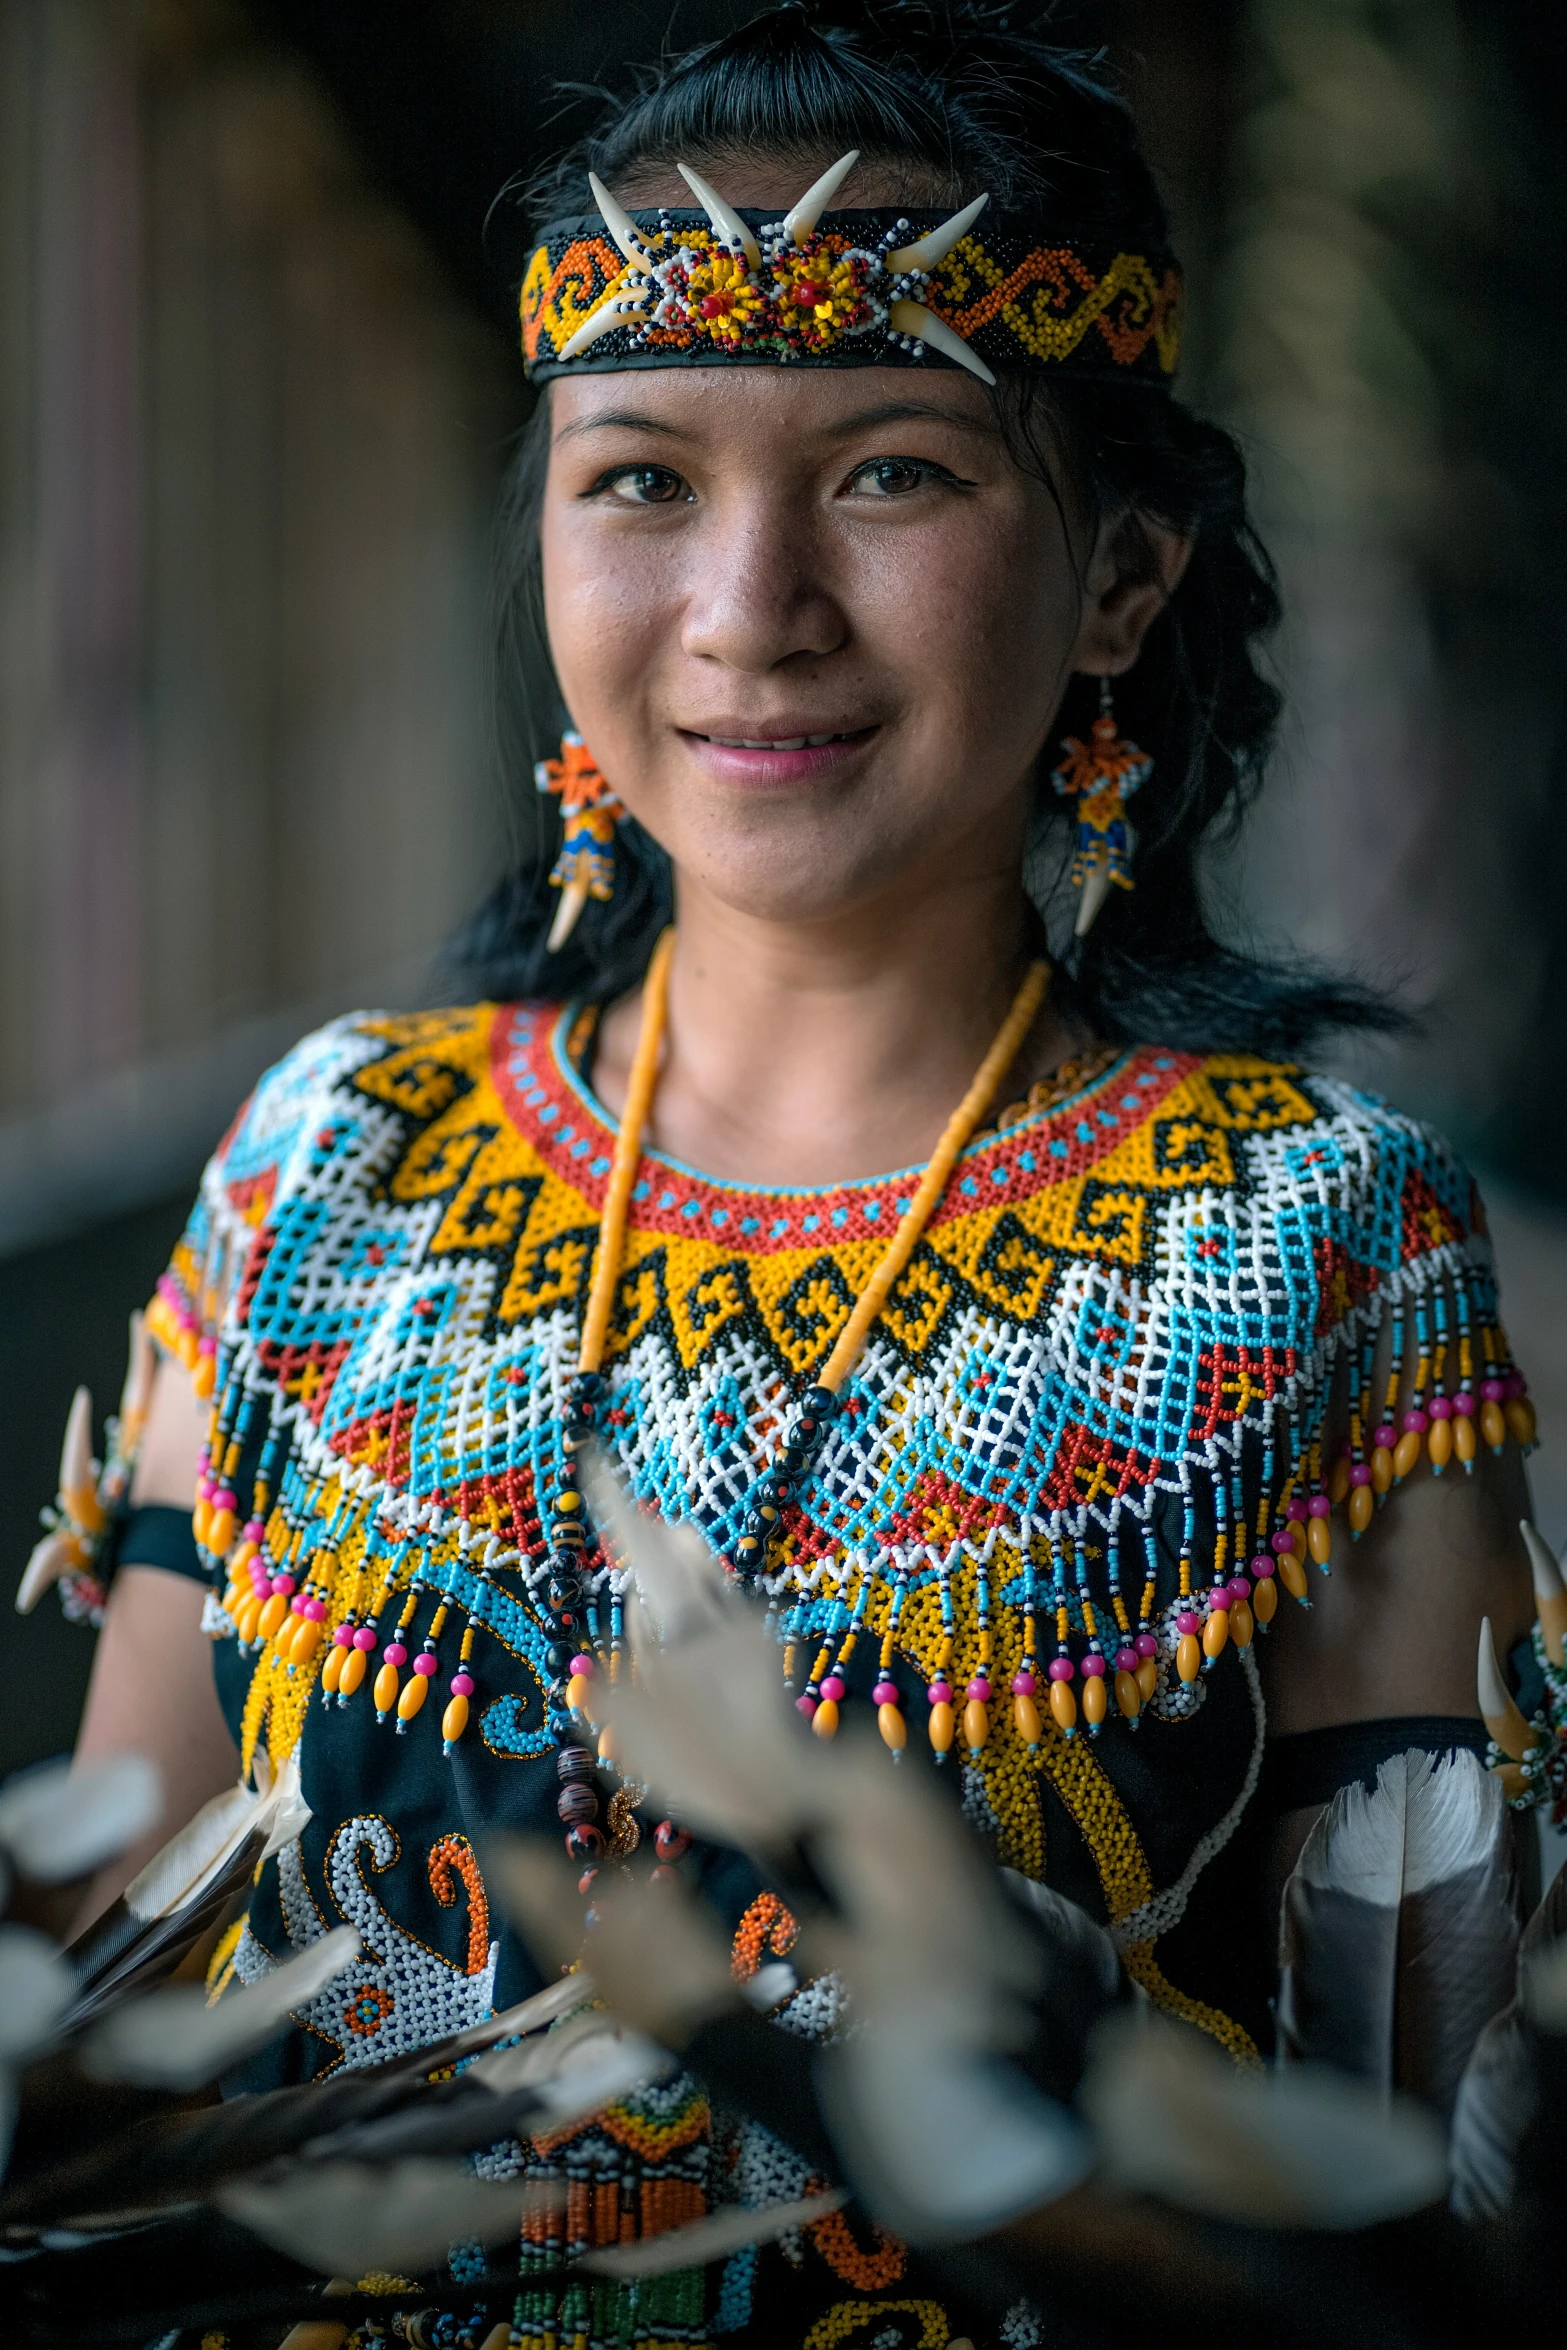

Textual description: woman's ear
[1069,509,1193,677]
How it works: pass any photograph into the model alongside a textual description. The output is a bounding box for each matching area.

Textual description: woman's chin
[678,853,910,933]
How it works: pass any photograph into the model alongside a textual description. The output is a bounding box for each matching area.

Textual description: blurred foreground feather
[10,1485,1567,2344]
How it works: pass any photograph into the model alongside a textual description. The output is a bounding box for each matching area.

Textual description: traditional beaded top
[154,1000,1528,1820]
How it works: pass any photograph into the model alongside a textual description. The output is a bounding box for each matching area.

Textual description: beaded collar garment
[147,997,1525,2062]
[143,991,1531,2058]
[160,998,1517,1769]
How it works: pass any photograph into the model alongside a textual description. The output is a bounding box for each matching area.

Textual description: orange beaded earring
[1050,676,1152,937]
[535,732,626,950]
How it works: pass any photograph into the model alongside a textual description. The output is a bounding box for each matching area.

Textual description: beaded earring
[1050,676,1152,937]
[535,732,626,951]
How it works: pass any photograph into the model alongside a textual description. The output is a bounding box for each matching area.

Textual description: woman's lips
[679,724,879,785]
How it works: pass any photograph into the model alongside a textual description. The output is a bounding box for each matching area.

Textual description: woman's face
[541,363,1092,928]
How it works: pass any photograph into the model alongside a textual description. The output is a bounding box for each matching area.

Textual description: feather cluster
[10,1497,1567,2350]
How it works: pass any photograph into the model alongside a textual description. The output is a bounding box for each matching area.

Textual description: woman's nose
[679,500,847,673]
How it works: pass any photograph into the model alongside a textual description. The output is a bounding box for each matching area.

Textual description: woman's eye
[846,457,960,498]
[595,465,690,505]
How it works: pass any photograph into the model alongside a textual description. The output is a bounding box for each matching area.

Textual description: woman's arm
[69,1358,238,1932]
[1258,1329,1536,1898]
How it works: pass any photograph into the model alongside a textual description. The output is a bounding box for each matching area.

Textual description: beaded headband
[521,154,1182,386]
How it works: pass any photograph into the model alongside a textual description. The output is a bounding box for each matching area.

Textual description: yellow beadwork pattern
[803,2301,951,2350]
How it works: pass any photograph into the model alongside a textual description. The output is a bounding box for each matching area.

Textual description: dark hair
[450,0,1395,1056]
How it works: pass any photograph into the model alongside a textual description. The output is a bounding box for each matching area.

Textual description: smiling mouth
[688,727,873,750]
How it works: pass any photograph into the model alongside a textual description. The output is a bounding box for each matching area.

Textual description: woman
[49,6,1538,2345]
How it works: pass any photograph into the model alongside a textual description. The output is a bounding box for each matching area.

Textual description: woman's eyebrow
[552,408,691,446]
[824,398,1001,436]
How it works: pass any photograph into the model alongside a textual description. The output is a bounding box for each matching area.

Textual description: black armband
[109,1503,205,1586]
[1260,1716,1489,1814]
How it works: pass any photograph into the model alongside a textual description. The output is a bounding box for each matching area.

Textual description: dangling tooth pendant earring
[1050,677,1152,938]
[535,731,627,951]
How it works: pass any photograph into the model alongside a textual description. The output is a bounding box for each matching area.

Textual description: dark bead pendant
[565,1823,605,1862]
[557,1782,599,1826]
[557,1744,595,1782]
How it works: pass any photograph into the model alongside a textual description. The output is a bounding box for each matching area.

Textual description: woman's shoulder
[1113,1042,1487,1283]
[208,1000,568,1176]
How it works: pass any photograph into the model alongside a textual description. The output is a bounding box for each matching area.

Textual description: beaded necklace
[544,930,1050,1865]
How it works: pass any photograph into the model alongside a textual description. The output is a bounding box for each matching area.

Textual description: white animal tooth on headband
[887,298,996,385]
[783,150,861,246]
[588,170,653,269]
[676,162,763,268]
[886,192,990,275]
[557,291,652,363]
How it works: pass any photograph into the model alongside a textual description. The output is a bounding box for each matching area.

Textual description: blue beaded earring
[1050,678,1152,935]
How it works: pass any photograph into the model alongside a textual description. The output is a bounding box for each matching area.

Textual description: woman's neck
[591,866,1077,1188]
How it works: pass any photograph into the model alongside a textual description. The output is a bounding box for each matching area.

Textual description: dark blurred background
[2,0,1563,1775]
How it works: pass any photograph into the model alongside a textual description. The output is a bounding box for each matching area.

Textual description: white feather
[1278,1748,1518,2121]
[0,1925,74,2061]
[0,1755,162,1885]
[1085,2010,1448,2228]
[1450,1856,1567,2216]
[121,1751,309,1922]
[819,2013,1090,2243]
[582,2190,848,2279]
[220,2160,564,2278]
[487,1835,732,2044]
[81,1926,361,2090]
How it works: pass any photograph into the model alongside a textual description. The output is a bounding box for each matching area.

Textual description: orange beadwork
[535,733,626,943]
[731,1891,799,1982]
[1050,683,1153,908]
[808,2195,908,2291]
